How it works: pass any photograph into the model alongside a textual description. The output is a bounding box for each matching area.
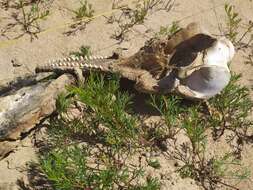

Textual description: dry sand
[0,0,253,189]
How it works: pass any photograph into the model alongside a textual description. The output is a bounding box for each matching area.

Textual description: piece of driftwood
[0,73,75,141]
[0,73,52,96]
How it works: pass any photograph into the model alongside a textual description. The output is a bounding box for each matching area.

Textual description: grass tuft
[40,73,162,190]
[64,0,95,35]
[74,0,94,20]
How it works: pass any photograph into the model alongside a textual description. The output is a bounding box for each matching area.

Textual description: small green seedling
[157,21,180,37]
[73,0,94,20]
[64,0,95,35]
[69,45,91,57]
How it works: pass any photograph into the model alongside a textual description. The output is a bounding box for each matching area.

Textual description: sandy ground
[0,0,253,189]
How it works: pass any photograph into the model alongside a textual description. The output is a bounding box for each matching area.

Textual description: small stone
[11,59,22,67]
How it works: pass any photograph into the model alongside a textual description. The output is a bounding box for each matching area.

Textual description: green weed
[69,45,92,58]
[48,73,139,149]
[41,145,160,190]
[148,95,183,138]
[207,73,253,140]
[69,74,138,149]
[18,0,50,40]
[224,3,253,49]
[1,0,51,40]
[73,0,94,20]
[212,153,250,181]
[157,21,180,37]
[39,73,161,190]
[147,159,161,169]
[108,0,175,41]
[176,106,250,190]
[65,0,95,35]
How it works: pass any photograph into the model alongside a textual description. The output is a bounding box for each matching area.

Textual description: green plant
[207,73,253,140]
[39,73,161,190]
[55,92,73,115]
[212,153,250,181]
[0,0,51,40]
[64,0,95,35]
[224,3,253,49]
[171,74,253,189]
[17,0,50,40]
[70,74,138,148]
[41,145,160,190]
[108,0,175,41]
[147,159,161,169]
[69,45,91,58]
[73,0,94,20]
[144,74,252,189]
[182,107,206,157]
[149,95,183,138]
[48,73,139,149]
[178,152,250,190]
[175,106,250,190]
[224,3,242,43]
[174,74,253,189]
[157,21,180,37]
[131,177,161,190]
